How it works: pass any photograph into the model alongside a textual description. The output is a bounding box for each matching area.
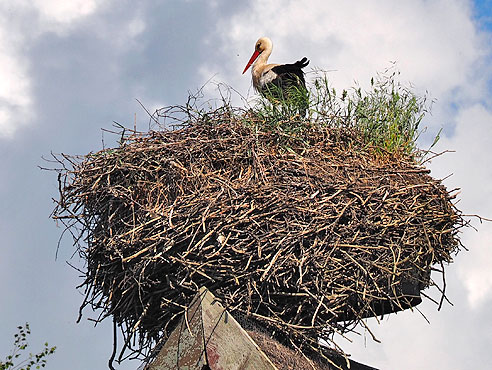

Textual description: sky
[0,0,491,369]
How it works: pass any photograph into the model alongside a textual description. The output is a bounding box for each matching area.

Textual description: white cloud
[0,10,32,139]
[0,0,102,139]
[0,0,145,139]
[429,104,492,309]
[31,0,99,25]
[431,105,492,210]
[127,16,146,39]
[459,227,492,308]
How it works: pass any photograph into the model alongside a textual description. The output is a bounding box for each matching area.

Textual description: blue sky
[1,1,491,369]
[473,0,492,99]
[474,0,492,28]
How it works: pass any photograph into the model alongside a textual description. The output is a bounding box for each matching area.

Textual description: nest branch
[51,105,465,365]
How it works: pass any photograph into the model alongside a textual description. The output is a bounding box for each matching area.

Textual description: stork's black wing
[261,57,310,117]
[271,57,309,86]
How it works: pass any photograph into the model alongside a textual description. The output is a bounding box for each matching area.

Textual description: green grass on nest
[247,67,435,160]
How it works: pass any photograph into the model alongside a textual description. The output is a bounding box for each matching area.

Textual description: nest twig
[51,105,465,365]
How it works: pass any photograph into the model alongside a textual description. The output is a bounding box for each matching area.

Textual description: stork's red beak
[242,50,260,74]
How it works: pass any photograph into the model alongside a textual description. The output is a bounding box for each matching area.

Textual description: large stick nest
[52,106,464,364]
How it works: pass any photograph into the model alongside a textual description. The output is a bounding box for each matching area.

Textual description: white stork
[242,37,309,104]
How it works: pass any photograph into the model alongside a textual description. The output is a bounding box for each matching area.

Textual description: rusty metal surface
[147,287,277,370]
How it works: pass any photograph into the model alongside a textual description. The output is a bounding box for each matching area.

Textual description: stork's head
[242,37,273,74]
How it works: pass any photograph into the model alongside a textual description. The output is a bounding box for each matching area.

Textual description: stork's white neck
[250,37,275,90]
[254,48,271,68]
